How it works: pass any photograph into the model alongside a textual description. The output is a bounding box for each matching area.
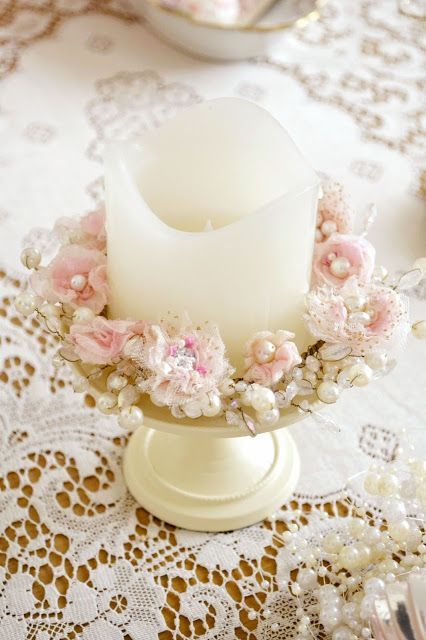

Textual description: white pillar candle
[105,98,319,370]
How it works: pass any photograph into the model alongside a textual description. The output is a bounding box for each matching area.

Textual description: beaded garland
[253,432,426,640]
[15,179,426,435]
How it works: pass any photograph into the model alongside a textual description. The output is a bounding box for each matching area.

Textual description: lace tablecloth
[0,1,425,638]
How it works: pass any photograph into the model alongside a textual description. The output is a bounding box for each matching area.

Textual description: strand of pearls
[254,436,426,639]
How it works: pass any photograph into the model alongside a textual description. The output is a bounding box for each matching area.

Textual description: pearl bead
[365,352,387,370]
[364,577,385,595]
[219,378,235,396]
[388,520,410,542]
[345,363,373,387]
[321,609,342,632]
[330,256,351,279]
[118,405,144,430]
[21,247,41,269]
[271,622,279,632]
[381,498,406,523]
[348,311,371,326]
[339,546,360,570]
[239,388,253,406]
[107,373,128,392]
[412,320,426,339]
[293,367,303,380]
[332,626,354,640]
[97,392,117,413]
[345,294,366,311]
[118,385,139,409]
[291,582,301,596]
[356,543,372,567]
[70,273,87,291]
[14,291,40,316]
[202,393,222,417]
[323,533,343,553]
[254,339,276,364]
[349,518,365,536]
[251,385,276,412]
[183,400,203,419]
[306,355,320,372]
[235,381,248,393]
[72,375,89,393]
[317,381,340,404]
[45,315,62,334]
[264,608,271,618]
[298,568,317,589]
[377,473,399,496]
[247,611,256,621]
[303,369,317,386]
[257,408,280,428]
[321,220,337,236]
[40,303,61,318]
[73,306,95,324]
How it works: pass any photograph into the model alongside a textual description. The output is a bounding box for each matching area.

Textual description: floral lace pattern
[0,0,425,637]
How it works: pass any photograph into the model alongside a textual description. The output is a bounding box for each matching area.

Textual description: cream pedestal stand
[123,404,303,532]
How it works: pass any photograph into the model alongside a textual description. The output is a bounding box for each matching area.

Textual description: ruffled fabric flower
[54,208,106,252]
[127,319,231,408]
[31,245,109,314]
[312,234,375,288]
[68,317,145,365]
[243,330,301,386]
[305,277,410,355]
[316,180,355,242]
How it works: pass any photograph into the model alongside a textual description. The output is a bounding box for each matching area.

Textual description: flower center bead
[330,256,351,279]
[70,273,88,291]
[254,339,276,364]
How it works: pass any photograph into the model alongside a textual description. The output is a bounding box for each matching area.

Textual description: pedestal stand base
[123,425,300,532]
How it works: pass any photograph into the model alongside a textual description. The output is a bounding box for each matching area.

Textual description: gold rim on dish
[143,0,328,33]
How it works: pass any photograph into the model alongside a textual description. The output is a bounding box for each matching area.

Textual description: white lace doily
[0,1,425,638]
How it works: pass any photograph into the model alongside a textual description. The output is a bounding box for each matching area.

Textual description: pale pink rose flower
[305,278,410,355]
[54,208,106,252]
[69,317,145,365]
[127,319,231,408]
[31,245,109,314]
[80,209,107,251]
[316,180,355,241]
[312,233,375,288]
[243,330,302,386]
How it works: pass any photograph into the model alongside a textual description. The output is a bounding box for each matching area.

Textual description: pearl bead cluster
[255,441,426,639]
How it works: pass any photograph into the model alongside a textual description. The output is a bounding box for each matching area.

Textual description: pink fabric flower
[69,317,145,365]
[127,319,231,408]
[312,233,375,288]
[316,180,355,241]
[54,208,106,252]
[31,245,109,314]
[305,278,410,355]
[80,209,107,251]
[243,330,301,386]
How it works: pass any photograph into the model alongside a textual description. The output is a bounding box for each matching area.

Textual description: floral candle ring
[16,180,425,437]
[15,100,426,533]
